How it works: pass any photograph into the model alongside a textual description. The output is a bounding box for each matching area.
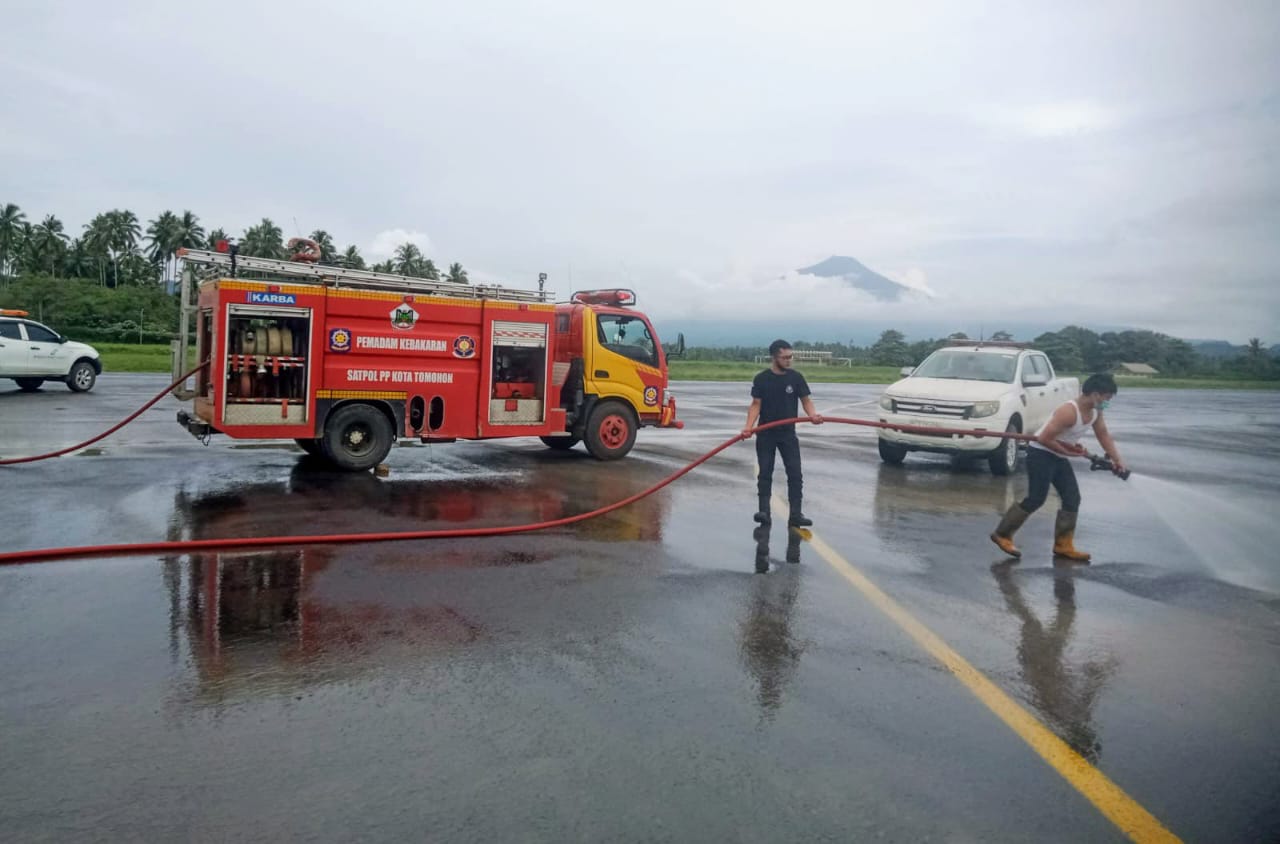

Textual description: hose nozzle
[1087,452,1130,481]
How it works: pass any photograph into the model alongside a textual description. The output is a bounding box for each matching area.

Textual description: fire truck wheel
[294,438,323,457]
[321,404,394,471]
[584,401,637,460]
[539,435,580,451]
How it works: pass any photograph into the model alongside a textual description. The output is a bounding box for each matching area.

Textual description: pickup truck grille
[891,399,972,419]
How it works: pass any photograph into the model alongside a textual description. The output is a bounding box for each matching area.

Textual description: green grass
[92,344,1280,389]
[97,343,186,373]
[669,360,903,383]
[1106,376,1280,390]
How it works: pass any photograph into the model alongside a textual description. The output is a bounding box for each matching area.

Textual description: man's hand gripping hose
[4,409,1127,567]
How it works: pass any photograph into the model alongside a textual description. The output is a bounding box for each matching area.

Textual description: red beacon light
[571,288,637,307]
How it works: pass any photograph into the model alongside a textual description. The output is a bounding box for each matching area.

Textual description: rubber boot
[788,502,812,528]
[753,497,771,525]
[990,504,1031,558]
[754,524,770,573]
[1052,510,1091,562]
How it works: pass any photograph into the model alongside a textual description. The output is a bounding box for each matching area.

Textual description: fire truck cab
[171,248,681,471]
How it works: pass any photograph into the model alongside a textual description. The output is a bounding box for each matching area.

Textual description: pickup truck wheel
[539,435,581,451]
[64,361,96,391]
[15,378,44,392]
[878,438,908,465]
[66,361,96,392]
[584,401,637,460]
[321,404,394,471]
[988,421,1020,476]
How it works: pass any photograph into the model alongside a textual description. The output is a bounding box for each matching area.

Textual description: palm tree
[1246,338,1264,361]
[309,229,337,264]
[393,242,423,276]
[340,245,365,269]
[83,214,111,285]
[371,260,395,274]
[146,210,181,279]
[103,209,142,286]
[177,211,205,250]
[242,218,284,258]
[63,238,97,279]
[446,262,469,284]
[30,215,69,276]
[206,228,229,249]
[0,202,26,279]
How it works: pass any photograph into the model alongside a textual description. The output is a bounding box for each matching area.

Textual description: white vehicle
[0,310,103,393]
[876,341,1079,475]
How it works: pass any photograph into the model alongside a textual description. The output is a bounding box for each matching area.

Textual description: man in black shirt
[742,339,823,528]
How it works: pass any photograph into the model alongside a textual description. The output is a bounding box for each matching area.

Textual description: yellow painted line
[785,505,1181,843]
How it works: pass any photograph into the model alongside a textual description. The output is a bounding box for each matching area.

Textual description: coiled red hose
[0,409,1036,565]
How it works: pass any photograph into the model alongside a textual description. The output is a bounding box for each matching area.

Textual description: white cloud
[366,229,432,261]
[975,100,1115,137]
[884,267,941,298]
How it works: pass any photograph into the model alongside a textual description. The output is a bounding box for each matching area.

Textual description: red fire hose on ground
[1,370,1048,566]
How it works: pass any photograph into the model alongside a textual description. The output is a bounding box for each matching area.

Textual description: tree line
[0,202,469,288]
[684,326,1277,379]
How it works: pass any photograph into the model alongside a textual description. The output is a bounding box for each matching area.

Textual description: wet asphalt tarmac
[2,375,1278,842]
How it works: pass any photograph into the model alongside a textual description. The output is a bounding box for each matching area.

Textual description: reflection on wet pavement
[740,523,806,718]
[992,562,1117,763]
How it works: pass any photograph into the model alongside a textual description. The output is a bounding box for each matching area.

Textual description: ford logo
[921,404,936,412]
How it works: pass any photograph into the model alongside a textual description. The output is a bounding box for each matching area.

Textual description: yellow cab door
[583,308,664,414]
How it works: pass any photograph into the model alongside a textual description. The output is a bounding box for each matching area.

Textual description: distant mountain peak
[796,255,917,302]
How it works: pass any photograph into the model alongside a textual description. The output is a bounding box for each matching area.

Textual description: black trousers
[1021,447,1081,514]
[756,431,803,510]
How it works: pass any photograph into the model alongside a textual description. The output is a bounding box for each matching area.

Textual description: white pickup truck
[876,341,1079,475]
[0,311,102,393]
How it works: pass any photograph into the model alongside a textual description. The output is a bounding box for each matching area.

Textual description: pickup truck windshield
[913,350,1018,383]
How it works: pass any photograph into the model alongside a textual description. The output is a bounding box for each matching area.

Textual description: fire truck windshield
[597,314,657,366]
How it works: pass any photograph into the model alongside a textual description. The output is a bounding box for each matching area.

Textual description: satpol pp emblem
[329,327,352,352]
[453,335,476,358]
[643,386,659,406]
[390,304,419,330]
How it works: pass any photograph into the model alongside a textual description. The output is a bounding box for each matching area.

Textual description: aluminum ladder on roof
[175,248,553,304]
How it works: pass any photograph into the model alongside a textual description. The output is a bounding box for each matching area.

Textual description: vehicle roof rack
[944,338,1030,349]
[177,248,552,303]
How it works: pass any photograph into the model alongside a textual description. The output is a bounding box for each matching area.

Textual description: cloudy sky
[3,1,1277,340]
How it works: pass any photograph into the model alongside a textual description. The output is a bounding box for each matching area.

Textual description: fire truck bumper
[659,396,684,429]
[176,409,217,439]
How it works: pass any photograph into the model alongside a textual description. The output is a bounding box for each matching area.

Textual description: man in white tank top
[990,373,1127,562]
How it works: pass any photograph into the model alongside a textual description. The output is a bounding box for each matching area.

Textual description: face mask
[1098,399,1111,411]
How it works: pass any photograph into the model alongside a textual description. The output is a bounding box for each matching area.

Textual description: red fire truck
[171,245,683,471]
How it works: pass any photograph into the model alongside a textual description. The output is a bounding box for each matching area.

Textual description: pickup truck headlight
[878,395,895,411]
[971,401,1002,418]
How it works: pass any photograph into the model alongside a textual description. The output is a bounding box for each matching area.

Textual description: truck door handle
[594,369,609,378]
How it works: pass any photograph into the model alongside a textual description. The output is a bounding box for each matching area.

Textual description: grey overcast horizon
[3,1,1277,342]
